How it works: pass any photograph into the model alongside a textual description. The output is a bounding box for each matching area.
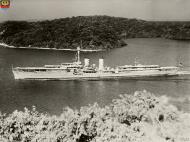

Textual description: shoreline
[0,43,105,52]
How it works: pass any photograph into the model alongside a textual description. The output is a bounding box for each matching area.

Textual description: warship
[12,47,180,80]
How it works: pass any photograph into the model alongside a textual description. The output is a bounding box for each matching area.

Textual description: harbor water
[0,38,190,115]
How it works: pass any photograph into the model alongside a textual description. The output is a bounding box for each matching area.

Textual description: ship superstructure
[12,47,180,80]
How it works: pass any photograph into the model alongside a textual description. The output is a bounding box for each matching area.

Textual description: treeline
[0,16,190,49]
[0,91,189,141]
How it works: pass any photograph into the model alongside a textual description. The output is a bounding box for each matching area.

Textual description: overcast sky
[0,0,190,22]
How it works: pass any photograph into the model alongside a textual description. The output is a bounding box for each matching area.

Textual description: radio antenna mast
[76,41,82,63]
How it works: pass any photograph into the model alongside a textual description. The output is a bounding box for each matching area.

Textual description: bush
[0,91,189,142]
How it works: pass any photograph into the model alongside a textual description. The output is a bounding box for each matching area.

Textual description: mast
[134,57,139,66]
[77,46,80,63]
[76,41,82,63]
[134,57,137,66]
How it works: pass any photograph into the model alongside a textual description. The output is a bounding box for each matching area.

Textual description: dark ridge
[0,15,190,50]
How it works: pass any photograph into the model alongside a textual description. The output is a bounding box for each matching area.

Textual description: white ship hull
[12,70,178,80]
[12,46,181,80]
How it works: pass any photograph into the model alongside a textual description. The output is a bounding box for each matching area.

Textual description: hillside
[0,16,190,49]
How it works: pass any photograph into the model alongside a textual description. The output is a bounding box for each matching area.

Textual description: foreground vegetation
[0,91,189,142]
[1,16,190,50]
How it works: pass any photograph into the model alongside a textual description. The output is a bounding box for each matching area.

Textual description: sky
[0,0,190,22]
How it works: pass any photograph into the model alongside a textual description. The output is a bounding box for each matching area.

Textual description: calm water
[0,38,190,115]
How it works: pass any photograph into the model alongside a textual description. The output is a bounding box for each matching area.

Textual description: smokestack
[99,58,104,71]
[84,58,90,67]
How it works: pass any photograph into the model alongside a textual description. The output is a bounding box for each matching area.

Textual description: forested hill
[0,16,190,49]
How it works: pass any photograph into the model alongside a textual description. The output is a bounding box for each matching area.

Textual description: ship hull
[12,70,179,80]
